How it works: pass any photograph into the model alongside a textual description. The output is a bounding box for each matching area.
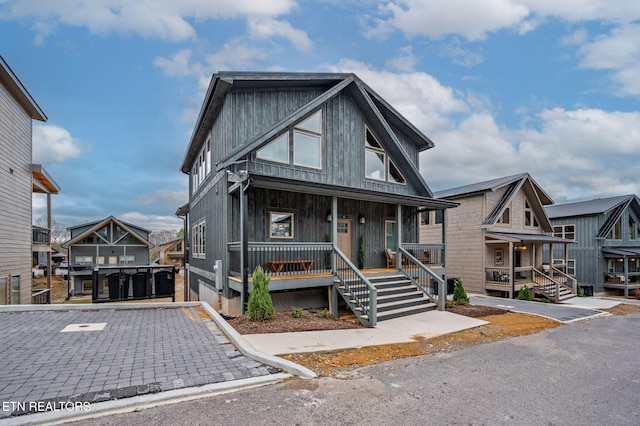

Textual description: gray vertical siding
[0,79,33,303]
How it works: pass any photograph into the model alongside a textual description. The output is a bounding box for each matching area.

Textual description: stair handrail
[551,266,578,294]
[532,267,561,302]
[399,247,445,310]
[333,247,377,327]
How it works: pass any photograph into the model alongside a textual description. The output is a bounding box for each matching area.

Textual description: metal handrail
[551,266,577,294]
[532,268,561,301]
[334,247,377,327]
[398,247,445,310]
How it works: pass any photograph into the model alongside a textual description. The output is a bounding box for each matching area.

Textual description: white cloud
[385,46,418,72]
[248,17,312,52]
[33,124,90,163]
[119,212,183,232]
[136,189,188,209]
[4,0,297,42]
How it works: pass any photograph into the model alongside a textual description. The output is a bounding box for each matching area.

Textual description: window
[497,206,510,224]
[11,276,20,305]
[385,220,397,250]
[364,128,405,184]
[420,211,429,226]
[257,111,322,169]
[97,256,105,265]
[192,135,212,192]
[119,255,135,264]
[553,224,575,240]
[435,210,444,224]
[629,216,639,240]
[524,201,539,227]
[553,258,576,275]
[108,256,118,265]
[270,212,294,239]
[74,256,93,266]
[192,219,206,258]
[606,217,622,240]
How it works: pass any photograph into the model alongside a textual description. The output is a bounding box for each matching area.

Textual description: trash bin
[107,272,129,300]
[154,270,174,297]
[447,278,457,295]
[132,272,149,298]
[581,285,593,297]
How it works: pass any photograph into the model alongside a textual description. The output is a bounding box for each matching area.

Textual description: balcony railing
[228,242,334,277]
[400,243,445,266]
[31,288,50,304]
[32,226,50,244]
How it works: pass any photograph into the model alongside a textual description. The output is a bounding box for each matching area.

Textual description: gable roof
[0,55,46,121]
[434,173,554,231]
[62,216,153,248]
[544,194,635,219]
[181,72,437,197]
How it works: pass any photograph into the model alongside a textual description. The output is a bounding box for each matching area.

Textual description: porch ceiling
[602,246,640,257]
[486,231,575,244]
[248,173,459,209]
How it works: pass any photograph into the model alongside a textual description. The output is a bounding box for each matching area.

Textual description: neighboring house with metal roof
[61,216,153,296]
[421,173,576,300]
[179,72,457,326]
[545,194,640,297]
[0,55,60,304]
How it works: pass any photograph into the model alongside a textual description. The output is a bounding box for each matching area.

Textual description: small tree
[452,278,469,305]
[247,266,274,321]
[517,285,532,301]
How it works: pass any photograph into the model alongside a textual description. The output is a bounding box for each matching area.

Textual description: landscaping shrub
[452,278,469,305]
[577,284,584,297]
[316,308,331,318]
[517,285,532,301]
[290,306,306,318]
[247,266,274,321]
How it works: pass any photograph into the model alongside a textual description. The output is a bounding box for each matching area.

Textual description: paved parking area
[0,305,280,420]
[471,295,607,322]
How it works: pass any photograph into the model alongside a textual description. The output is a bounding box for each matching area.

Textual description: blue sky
[1,0,639,232]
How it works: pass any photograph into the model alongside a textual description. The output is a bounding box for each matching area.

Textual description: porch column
[240,185,249,314]
[509,241,515,299]
[396,204,402,269]
[441,209,447,267]
[549,242,553,270]
[331,196,338,318]
[624,256,629,299]
[46,192,52,301]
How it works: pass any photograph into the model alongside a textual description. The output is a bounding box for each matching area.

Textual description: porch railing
[334,247,377,327]
[228,242,334,277]
[32,226,50,244]
[398,247,444,310]
[486,268,511,284]
[532,268,564,301]
[31,288,50,304]
[400,243,445,266]
[551,267,577,294]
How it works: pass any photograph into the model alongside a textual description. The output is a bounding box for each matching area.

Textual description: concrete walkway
[244,310,488,355]
[470,295,613,323]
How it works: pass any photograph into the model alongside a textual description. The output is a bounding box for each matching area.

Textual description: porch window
[108,256,118,265]
[420,211,429,225]
[97,256,105,265]
[365,127,405,184]
[606,217,622,240]
[270,212,294,239]
[119,255,135,264]
[11,276,20,304]
[385,220,397,250]
[75,256,93,266]
[257,110,322,169]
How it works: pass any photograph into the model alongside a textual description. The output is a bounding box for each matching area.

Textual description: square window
[293,131,321,168]
[270,212,294,239]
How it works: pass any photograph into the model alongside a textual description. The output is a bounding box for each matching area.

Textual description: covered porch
[602,247,640,298]
[484,232,577,300]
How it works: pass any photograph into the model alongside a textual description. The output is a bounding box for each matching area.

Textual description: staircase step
[377,297,432,313]
[377,303,437,321]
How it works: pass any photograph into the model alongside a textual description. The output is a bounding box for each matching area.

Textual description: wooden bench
[267,259,314,273]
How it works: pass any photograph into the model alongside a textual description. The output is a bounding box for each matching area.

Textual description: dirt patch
[604,303,640,315]
[226,310,365,334]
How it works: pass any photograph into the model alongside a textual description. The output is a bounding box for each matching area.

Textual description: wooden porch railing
[31,288,50,304]
[32,226,50,244]
[334,247,377,327]
[228,242,334,277]
[400,243,445,266]
[398,247,445,310]
[551,266,578,294]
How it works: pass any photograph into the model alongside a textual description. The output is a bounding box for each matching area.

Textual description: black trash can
[132,272,149,298]
[107,273,129,300]
[581,285,594,297]
[447,278,456,295]
[154,270,174,297]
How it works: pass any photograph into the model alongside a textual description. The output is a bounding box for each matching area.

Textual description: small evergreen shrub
[316,309,331,318]
[452,278,469,305]
[247,266,274,321]
[577,285,584,297]
[517,285,532,301]
[291,306,306,318]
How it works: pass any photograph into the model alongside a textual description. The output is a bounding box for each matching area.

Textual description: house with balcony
[545,194,640,298]
[158,238,184,272]
[0,55,60,304]
[421,173,576,300]
[180,72,457,326]
[61,216,153,297]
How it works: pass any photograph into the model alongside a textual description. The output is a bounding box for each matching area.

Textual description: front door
[337,219,353,261]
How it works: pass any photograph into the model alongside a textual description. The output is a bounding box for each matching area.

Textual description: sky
[1,0,639,232]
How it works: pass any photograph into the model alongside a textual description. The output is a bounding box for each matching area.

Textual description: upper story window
[257,111,322,169]
[524,200,539,227]
[191,219,206,258]
[553,224,575,240]
[497,206,511,224]
[192,136,212,192]
[606,217,622,240]
[364,128,405,184]
[629,216,639,240]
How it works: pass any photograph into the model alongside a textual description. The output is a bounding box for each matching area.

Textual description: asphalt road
[72,312,640,426]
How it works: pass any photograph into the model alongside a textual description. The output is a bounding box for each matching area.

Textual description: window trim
[364,126,406,185]
[553,224,575,240]
[269,211,295,239]
[191,219,206,258]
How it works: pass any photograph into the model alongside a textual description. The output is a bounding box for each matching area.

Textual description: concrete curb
[2,373,291,426]
[199,302,317,379]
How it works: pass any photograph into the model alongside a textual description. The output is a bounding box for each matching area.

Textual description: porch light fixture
[326,212,332,222]
[515,244,527,251]
[359,214,366,224]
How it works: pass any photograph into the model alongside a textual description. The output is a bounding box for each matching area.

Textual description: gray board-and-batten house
[545,194,640,297]
[180,72,458,326]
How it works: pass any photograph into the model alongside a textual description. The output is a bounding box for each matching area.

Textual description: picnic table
[267,259,314,273]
